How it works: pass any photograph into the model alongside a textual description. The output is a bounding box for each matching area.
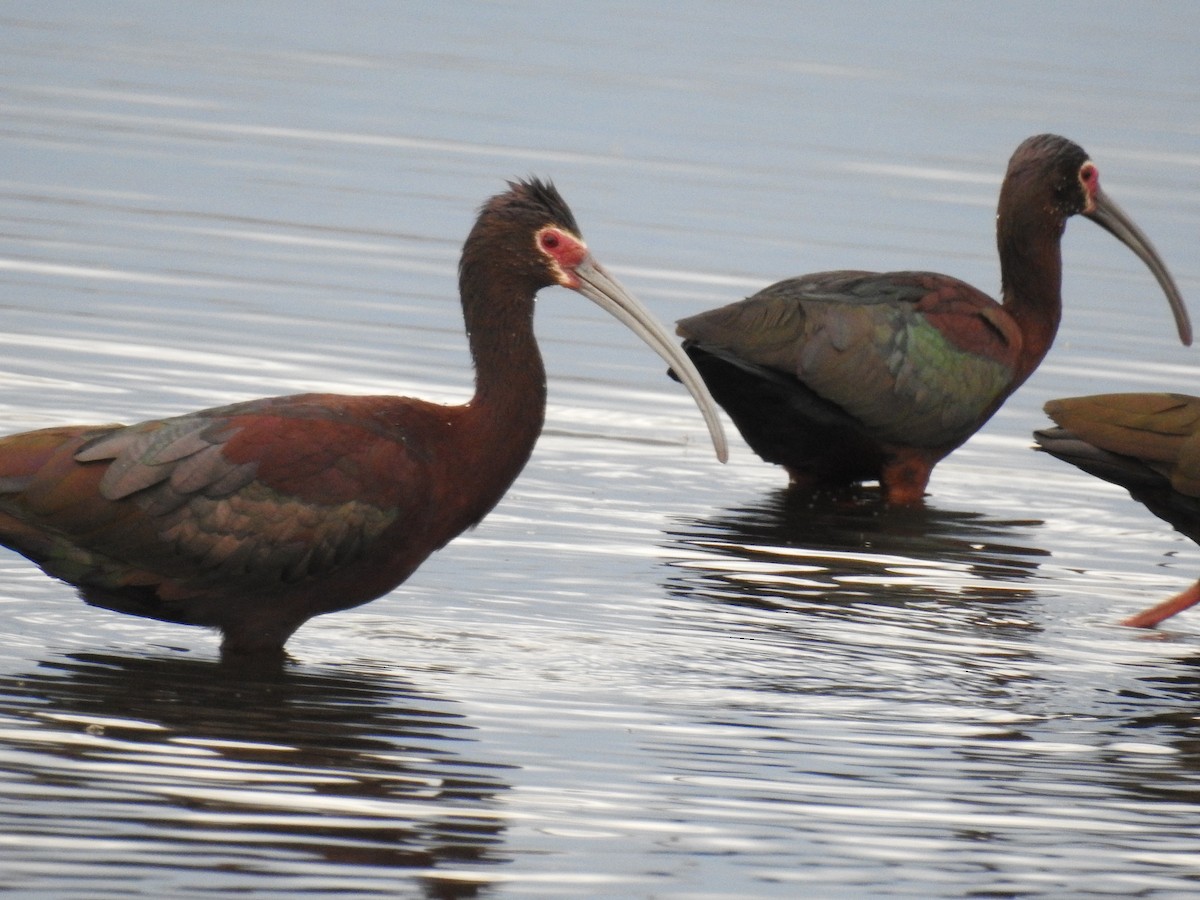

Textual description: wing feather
[678,271,1021,448]
[0,396,426,597]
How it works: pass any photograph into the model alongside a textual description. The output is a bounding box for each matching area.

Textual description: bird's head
[1001,134,1191,346]
[461,177,589,294]
[459,177,730,462]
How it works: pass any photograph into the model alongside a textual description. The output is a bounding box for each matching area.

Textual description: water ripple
[0,654,514,897]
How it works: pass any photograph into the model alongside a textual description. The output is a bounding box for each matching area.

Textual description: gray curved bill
[1087,187,1192,346]
[572,256,729,462]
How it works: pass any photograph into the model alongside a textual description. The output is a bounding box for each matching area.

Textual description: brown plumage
[1036,393,1200,628]
[0,178,728,657]
[675,135,1191,505]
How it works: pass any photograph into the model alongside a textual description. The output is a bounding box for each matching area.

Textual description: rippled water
[2,3,1200,898]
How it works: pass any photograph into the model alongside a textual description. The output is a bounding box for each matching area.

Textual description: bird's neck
[997,215,1065,387]
[457,279,548,520]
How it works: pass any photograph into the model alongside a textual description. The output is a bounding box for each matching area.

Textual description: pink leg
[1121,580,1200,628]
[880,453,934,507]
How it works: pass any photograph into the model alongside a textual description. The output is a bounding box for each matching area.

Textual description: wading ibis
[0,178,728,656]
[674,134,1191,505]
[1036,393,1200,628]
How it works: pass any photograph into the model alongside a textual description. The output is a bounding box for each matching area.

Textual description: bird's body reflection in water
[0,653,512,898]
[662,488,1049,629]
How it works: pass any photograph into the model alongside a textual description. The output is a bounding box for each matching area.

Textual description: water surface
[2,3,1200,897]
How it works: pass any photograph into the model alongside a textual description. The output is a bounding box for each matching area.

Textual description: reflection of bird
[0,651,510,889]
[1036,393,1200,628]
[0,179,727,656]
[662,488,1046,619]
[675,135,1191,505]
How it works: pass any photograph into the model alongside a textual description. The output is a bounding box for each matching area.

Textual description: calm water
[1,3,1200,898]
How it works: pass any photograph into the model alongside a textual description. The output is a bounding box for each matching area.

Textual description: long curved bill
[571,255,729,462]
[1087,187,1192,346]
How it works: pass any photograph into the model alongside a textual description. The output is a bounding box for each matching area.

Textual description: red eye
[1080,163,1098,188]
[541,232,560,250]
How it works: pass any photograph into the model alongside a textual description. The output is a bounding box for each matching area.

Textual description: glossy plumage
[1035,393,1200,628]
[0,179,728,656]
[676,135,1192,505]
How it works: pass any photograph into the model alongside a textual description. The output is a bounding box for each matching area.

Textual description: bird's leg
[218,610,306,658]
[1120,580,1200,629]
[880,451,933,506]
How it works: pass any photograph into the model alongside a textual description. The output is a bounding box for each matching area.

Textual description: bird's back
[1036,393,1200,544]
[0,393,460,649]
[678,269,1021,453]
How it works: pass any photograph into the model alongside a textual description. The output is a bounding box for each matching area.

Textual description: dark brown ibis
[674,134,1192,505]
[1035,393,1200,628]
[0,178,728,656]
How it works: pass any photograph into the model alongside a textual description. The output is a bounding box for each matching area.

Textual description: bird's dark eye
[540,232,560,250]
[1079,163,1098,189]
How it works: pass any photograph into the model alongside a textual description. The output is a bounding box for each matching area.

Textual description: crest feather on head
[478,177,582,237]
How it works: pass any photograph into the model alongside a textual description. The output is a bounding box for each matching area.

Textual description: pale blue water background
[0,3,1199,897]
